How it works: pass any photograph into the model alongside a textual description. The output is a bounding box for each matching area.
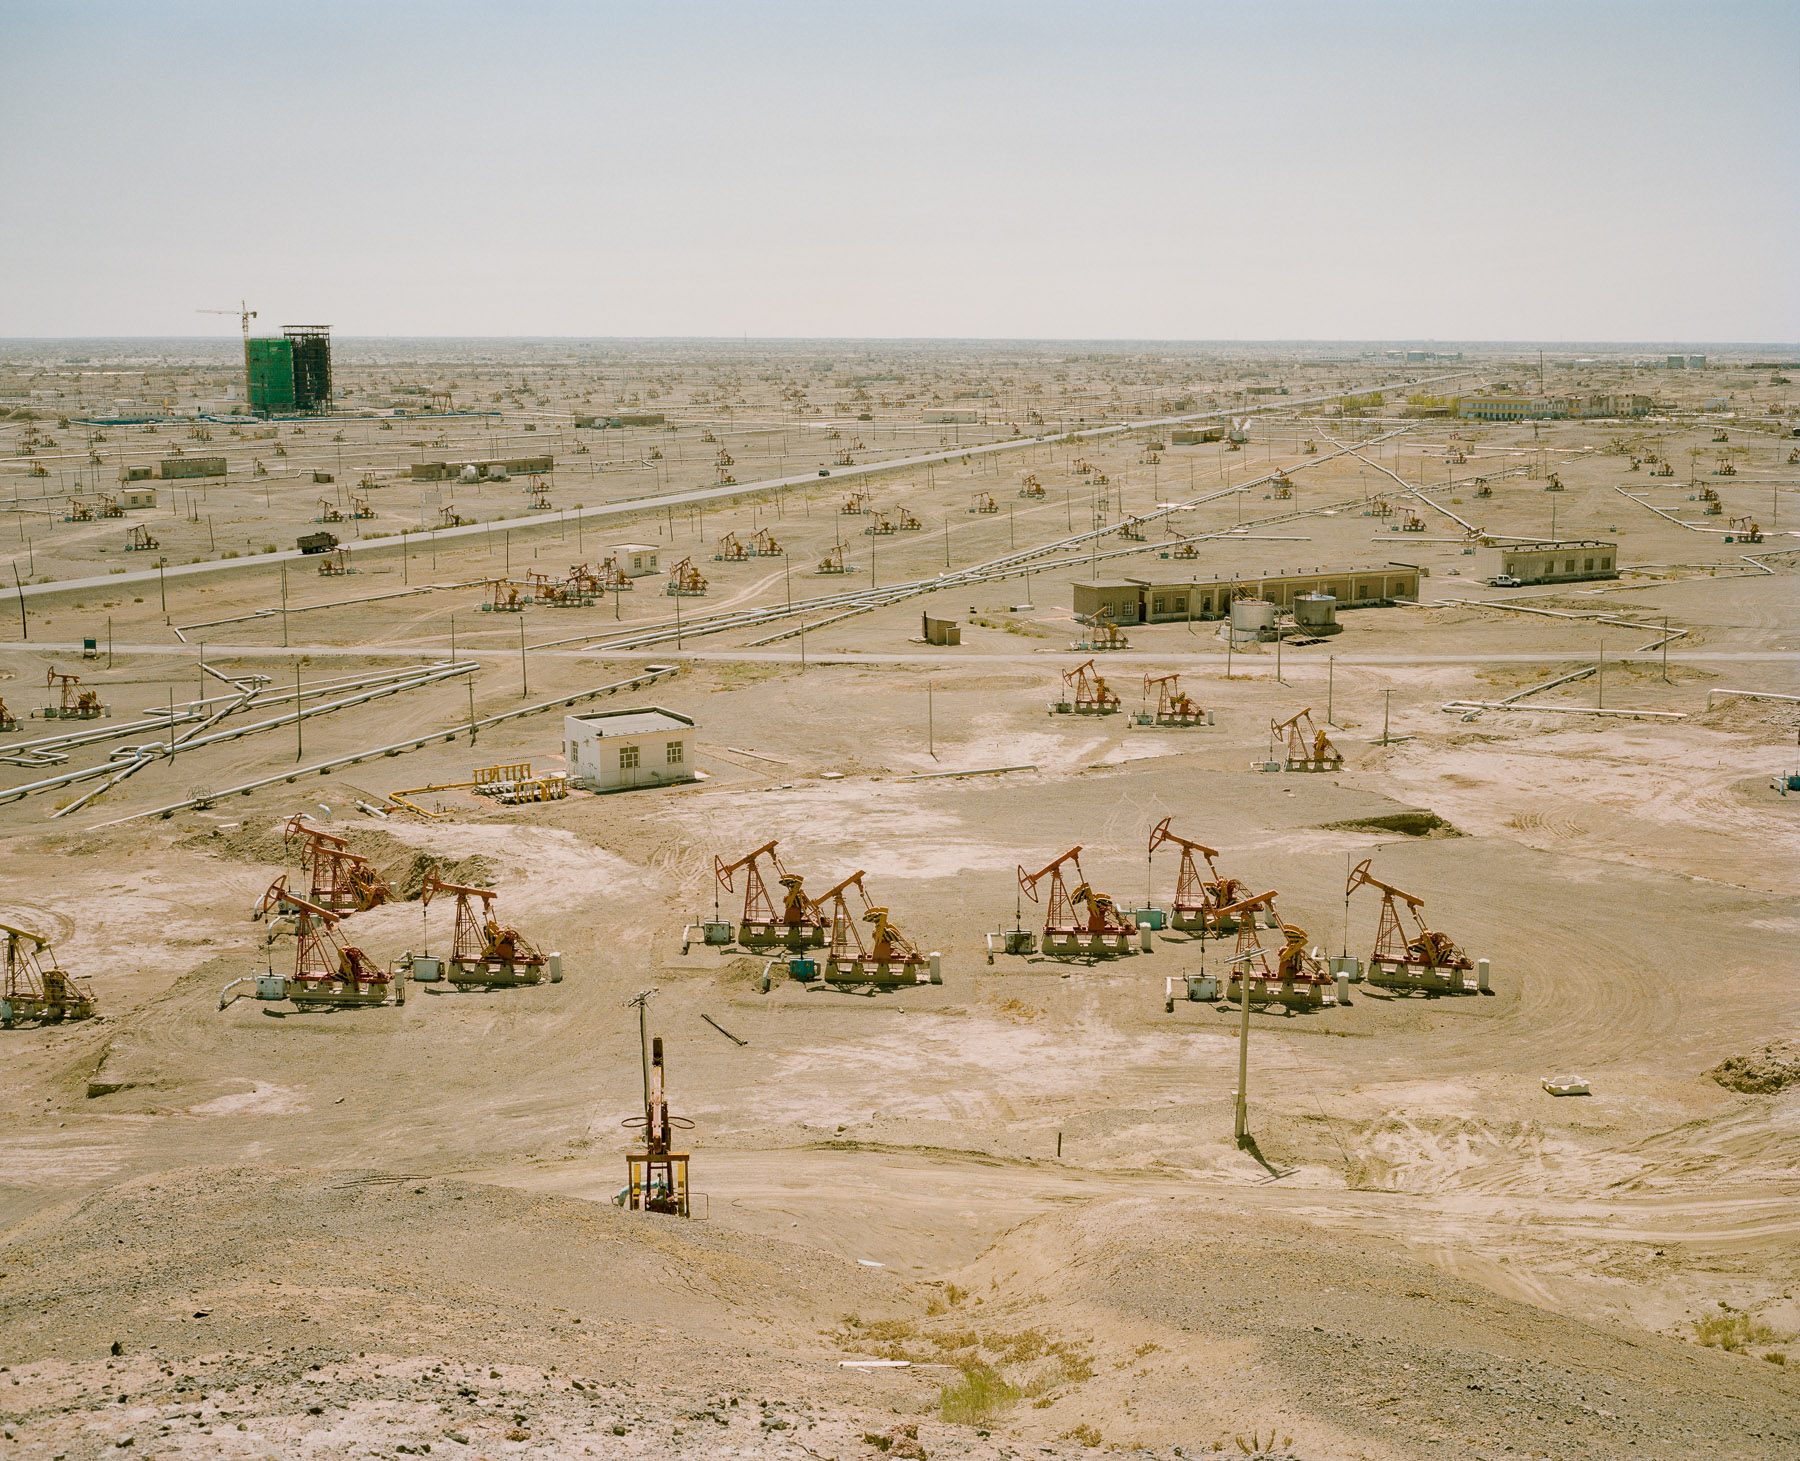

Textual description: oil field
[2,333,1798,1460]
[5,4,1799,1459]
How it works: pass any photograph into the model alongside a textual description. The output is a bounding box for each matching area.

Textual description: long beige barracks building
[1071,563,1421,624]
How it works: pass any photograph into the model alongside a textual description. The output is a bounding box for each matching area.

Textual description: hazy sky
[2,1,1795,341]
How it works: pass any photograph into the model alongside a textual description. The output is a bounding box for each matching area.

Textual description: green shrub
[939,1364,1018,1426]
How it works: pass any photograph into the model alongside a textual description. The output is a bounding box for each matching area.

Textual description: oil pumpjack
[619,992,693,1217]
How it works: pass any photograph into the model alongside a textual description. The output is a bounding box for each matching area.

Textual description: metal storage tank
[1230,598,1277,635]
[1293,593,1338,630]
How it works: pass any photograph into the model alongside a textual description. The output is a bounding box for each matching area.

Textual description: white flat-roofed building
[610,543,661,576]
[565,707,696,791]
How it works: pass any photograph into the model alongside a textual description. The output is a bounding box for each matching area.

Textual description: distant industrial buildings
[410,455,553,481]
[1073,564,1420,625]
[1485,540,1618,586]
[247,327,333,415]
[1456,392,1652,422]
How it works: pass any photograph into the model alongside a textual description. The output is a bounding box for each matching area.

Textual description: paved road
[12,639,1795,668]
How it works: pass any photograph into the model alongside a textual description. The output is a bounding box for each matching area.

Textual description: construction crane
[420,869,548,985]
[1270,709,1341,770]
[713,841,826,948]
[196,300,256,345]
[815,870,930,987]
[2,919,97,1026]
[1344,858,1474,993]
[1144,673,1204,725]
[1018,847,1132,956]
[1147,818,1248,934]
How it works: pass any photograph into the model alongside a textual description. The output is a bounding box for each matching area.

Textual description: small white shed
[610,543,661,577]
[565,707,696,791]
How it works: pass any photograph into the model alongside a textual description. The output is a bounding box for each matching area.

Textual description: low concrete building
[565,707,696,792]
[1485,539,1617,585]
[1073,564,1419,625]
[923,408,979,424]
[1457,393,1651,422]
[610,543,660,576]
[410,455,553,481]
[119,486,157,510]
[921,613,961,645]
[159,455,226,480]
[1171,426,1224,444]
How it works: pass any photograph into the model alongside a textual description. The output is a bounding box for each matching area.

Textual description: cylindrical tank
[1293,593,1338,629]
[1231,598,1277,634]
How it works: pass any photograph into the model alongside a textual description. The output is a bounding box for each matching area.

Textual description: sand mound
[384,848,498,899]
[947,1197,1791,1460]
[1708,1043,1800,1094]
[188,817,495,899]
[1318,808,1462,837]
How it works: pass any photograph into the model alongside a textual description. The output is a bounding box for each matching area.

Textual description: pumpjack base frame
[1042,929,1135,958]
[624,1152,690,1218]
[1225,974,1336,1010]
[738,923,828,950]
[1366,959,1477,995]
[1283,758,1343,773]
[823,957,933,987]
[287,979,403,1008]
[1,996,97,1026]
[446,960,545,987]
[1170,908,1243,936]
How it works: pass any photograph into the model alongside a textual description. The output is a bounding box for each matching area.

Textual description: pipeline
[90,665,678,828]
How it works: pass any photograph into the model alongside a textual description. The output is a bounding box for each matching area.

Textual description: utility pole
[627,989,658,1109]
[1326,654,1334,723]
[1597,633,1604,709]
[294,662,303,762]
[519,618,529,698]
[1381,687,1394,744]
[927,682,935,759]
[12,563,25,640]
[1234,951,1252,1147]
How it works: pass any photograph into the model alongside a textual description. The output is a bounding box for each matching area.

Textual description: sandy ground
[3,349,1799,1459]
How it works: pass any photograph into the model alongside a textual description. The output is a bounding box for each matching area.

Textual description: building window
[1151,595,1165,615]
[1601,557,1612,570]
[619,745,640,770]
[568,741,577,761]
[666,741,684,766]
[632,556,643,570]
[1565,558,1576,573]
[1584,557,1594,571]
[1173,596,1186,613]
